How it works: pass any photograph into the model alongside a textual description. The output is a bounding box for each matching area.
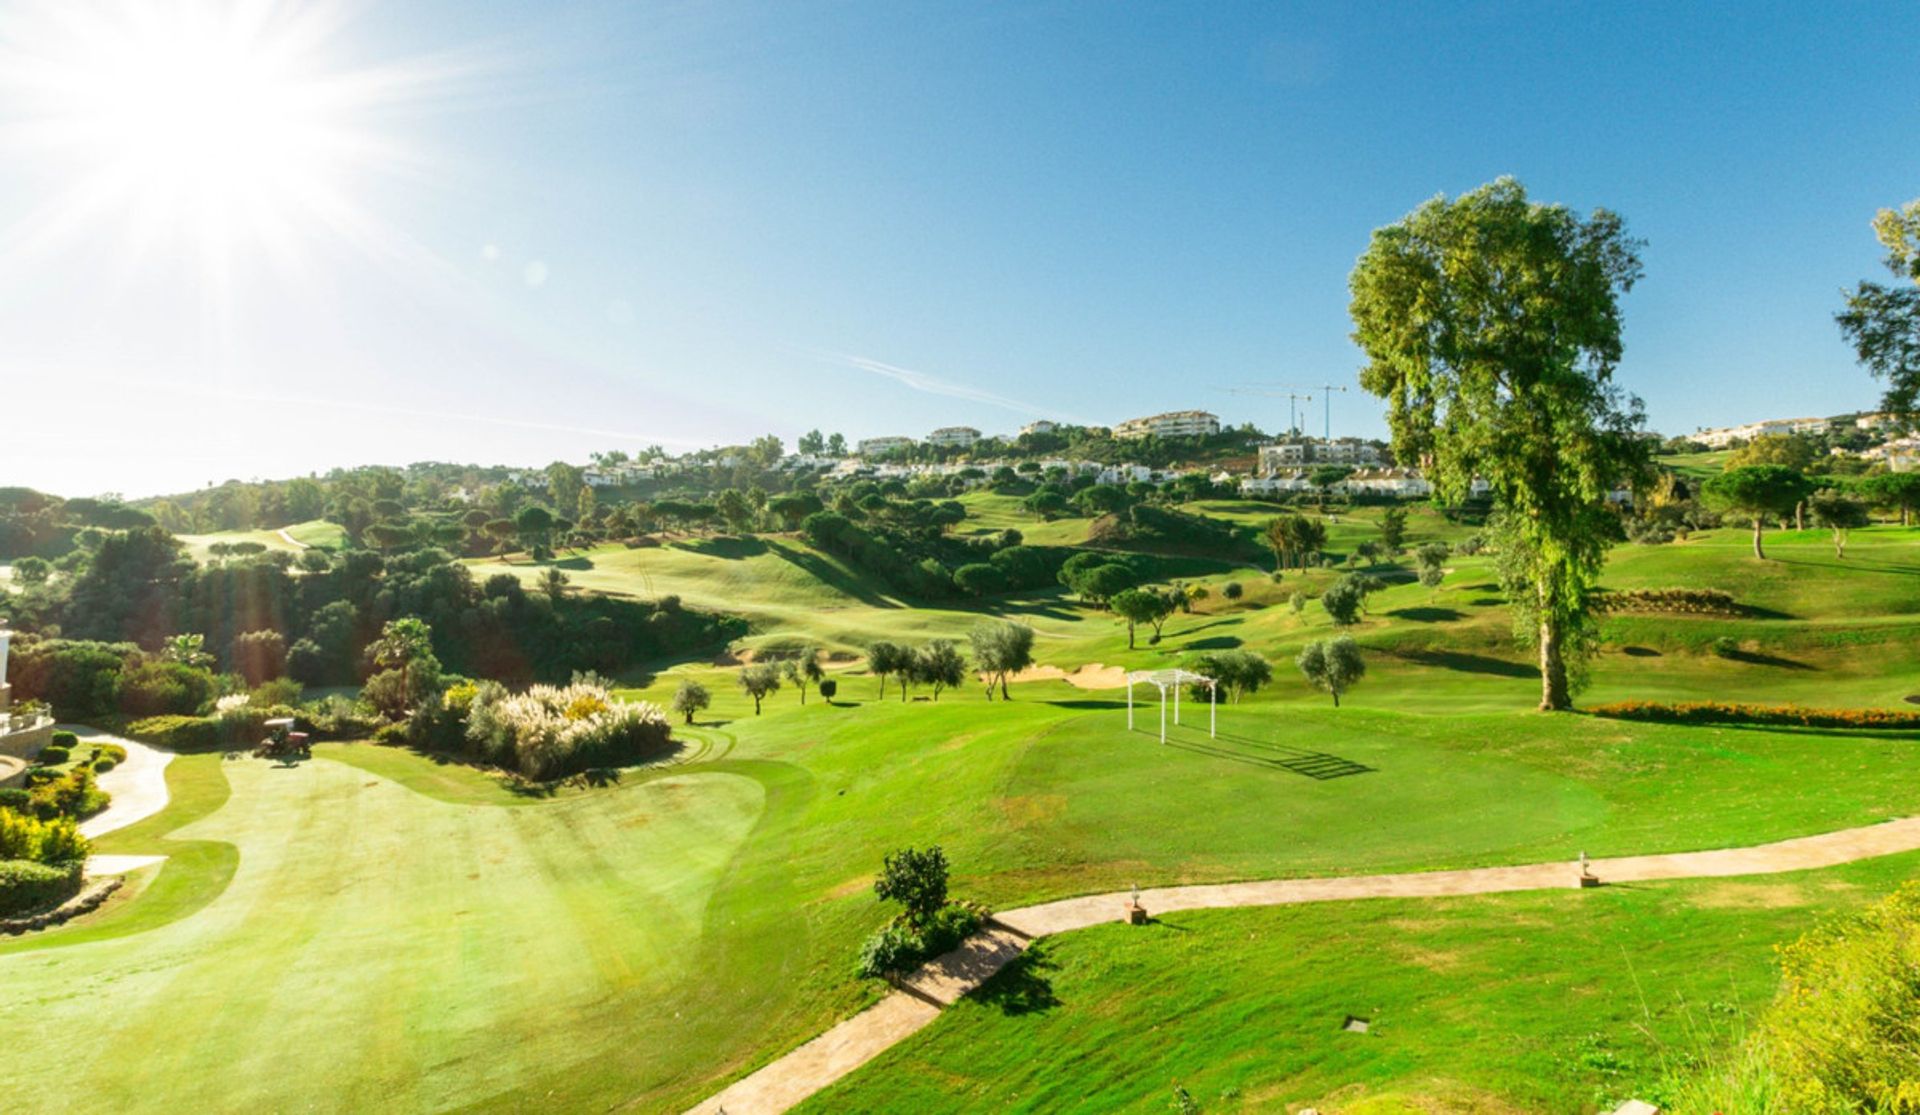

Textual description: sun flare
[0,1,446,273]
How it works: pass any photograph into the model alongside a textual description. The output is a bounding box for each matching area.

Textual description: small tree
[1221,580,1243,601]
[738,663,781,714]
[1110,588,1167,649]
[539,567,570,602]
[1289,590,1307,615]
[783,642,825,703]
[1380,506,1409,552]
[671,678,711,724]
[874,845,949,930]
[1808,489,1871,559]
[1704,465,1815,560]
[970,620,1035,700]
[1319,580,1364,626]
[1297,637,1366,707]
[362,617,444,720]
[1415,541,1450,592]
[914,640,967,701]
[817,678,838,701]
[867,641,909,698]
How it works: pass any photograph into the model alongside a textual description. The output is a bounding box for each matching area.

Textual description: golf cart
[255,717,311,762]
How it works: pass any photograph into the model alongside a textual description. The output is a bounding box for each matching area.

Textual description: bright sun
[0,1,438,272]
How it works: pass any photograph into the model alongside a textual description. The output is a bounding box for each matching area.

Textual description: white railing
[2,712,52,737]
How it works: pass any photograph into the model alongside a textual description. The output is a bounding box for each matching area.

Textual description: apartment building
[1111,409,1220,440]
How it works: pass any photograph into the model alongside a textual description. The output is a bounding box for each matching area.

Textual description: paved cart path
[685,815,1920,1115]
[61,725,174,875]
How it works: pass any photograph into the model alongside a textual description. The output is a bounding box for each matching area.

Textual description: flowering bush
[465,682,671,781]
[1591,700,1920,730]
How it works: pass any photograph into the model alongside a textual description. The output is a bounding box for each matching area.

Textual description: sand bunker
[1001,663,1129,689]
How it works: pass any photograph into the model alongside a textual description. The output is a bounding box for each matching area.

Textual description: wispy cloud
[820,350,1077,422]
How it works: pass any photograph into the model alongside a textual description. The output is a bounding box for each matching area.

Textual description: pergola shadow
[1158,732,1375,780]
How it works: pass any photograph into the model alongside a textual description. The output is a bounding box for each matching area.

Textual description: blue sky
[1,0,1916,497]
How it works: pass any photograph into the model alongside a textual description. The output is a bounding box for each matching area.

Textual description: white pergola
[1126,668,1218,744]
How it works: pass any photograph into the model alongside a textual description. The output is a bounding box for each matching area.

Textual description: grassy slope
[811,852,1920,1114]
[5,501,1919,1112]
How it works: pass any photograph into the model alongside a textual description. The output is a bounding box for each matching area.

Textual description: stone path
[62,725,174,876]
[684,815,1920,1115]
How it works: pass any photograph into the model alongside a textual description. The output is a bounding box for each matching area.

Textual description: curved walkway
[63,725,174,875]
[685,815,1920,1115]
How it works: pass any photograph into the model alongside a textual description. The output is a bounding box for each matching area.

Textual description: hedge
[0,859,83,918]
[1591,700,1920,730]
[1593,587,1740,615]
[124,715,223,751]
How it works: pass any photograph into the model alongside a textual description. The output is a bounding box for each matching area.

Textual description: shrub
[301,695,380,741]
[35,746,71,765]
[0,808,90,863]
[1711,635,1740,659]
[49,730,78,749]
[89,743,127,765]
[818,679,838,701]
[91,757,117,773]
[0,859,84,917]
[465,682,672,781]
[0,788,32,814]
[1596,587,1741,616]
[1669,882,1920,1112]
[125,714,223,751]
[372,722,411,747]
[1221,581,1244,600]
[856,922,921,980]
[115,659,216,717]
[1591,701,1920,730]
[29,767,109,821]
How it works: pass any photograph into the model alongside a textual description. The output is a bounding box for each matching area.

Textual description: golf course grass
[5,502,1919,1112]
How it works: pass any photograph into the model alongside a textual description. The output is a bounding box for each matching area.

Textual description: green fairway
[8,502,1920,1113]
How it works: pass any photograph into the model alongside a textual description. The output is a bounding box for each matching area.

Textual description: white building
[1019,420,1058,437]
[925,426,981,449]
[1695,417,1833,448]
[1112,410,1220,440]
[857,436,916,457]
[1257,438,1384,474]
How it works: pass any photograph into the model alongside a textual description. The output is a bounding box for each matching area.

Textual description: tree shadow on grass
[1181,635,1245,650]
[969,944,1062,1016]
[672,535,769,559]
[1385,648,1535,678]
[1386,607,1466,623]
[1723,649,1818,671]
[1043,699,1128,710]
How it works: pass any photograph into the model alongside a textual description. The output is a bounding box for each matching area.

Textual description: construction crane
[1222,385,1312,436]
[1313,384,1348,443]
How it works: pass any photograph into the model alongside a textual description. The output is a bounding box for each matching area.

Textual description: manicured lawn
[808,851,1920,1114]
[6,502,1919,1112]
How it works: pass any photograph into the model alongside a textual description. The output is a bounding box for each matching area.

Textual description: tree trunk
[1794,501,1804,532]
[1538,618,1571,712]
[1752,517,1766,560]
[1000,674,1012,699]
[1331,689,1340,708]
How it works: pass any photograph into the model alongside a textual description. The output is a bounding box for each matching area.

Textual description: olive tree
[1808,488,1871,559]
[1349,177,1650,711]
[866,641,909,698]
[1296,637,1366,707]
[738,663,781,714]
[671,678,711,724]
[969,620,1035,700]
[913,640,967,701]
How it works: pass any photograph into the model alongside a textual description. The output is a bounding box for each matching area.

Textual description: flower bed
[1591,700,1920,730]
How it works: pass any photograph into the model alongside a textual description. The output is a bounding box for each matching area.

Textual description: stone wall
[0,721,52,761]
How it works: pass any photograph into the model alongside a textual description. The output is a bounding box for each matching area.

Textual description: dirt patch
[1690,882,1810,909]
[1390,943,1471,974]
[1003,663,1129,689]
[998,794,1069,827]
